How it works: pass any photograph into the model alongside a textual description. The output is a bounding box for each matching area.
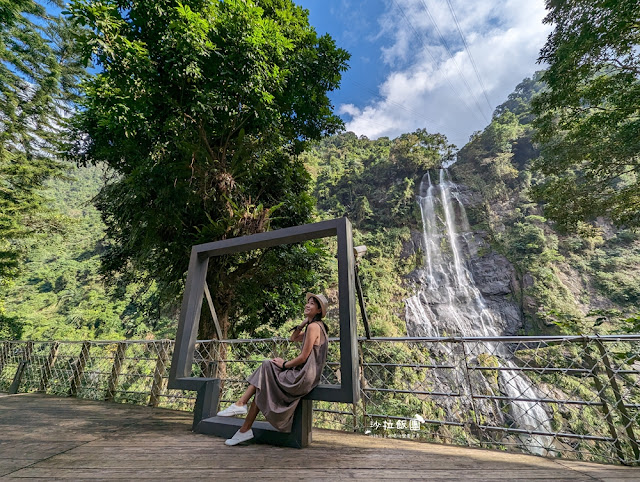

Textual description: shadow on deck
[1,393,638,480]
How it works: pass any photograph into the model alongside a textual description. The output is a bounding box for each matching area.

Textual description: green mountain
[0,165,175,340]
[451,74,640,335]
[2,74,638,341]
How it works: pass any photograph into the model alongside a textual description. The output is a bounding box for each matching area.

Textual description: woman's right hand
[297,319,310,330]
[290,320,308,338]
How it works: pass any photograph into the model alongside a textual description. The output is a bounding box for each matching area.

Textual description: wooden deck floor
[1,393,639,480]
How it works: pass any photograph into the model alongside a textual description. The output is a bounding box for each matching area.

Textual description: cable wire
[391,0,488,125]
[445,0,494,115]
[417,0,491,124]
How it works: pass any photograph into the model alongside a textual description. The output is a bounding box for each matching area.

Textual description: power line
[417,0,491,124]
[445,0,493,115]
[390,0,488,125]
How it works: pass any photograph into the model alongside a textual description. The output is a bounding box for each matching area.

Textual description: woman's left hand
[271,357,285,367]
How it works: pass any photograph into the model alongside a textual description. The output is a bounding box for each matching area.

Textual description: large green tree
[532,0,640,230]
[68,0,349,338]
[0,1,83,280]
[1,1,86,337]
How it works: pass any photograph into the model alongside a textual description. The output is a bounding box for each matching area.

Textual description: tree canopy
[0,0,84,282]
[1,1,86,338]
[532,0,640,230]
[67,0,350,338]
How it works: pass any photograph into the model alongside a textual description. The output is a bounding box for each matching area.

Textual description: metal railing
[1,335,639,465]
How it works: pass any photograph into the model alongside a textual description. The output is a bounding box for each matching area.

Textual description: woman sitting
[216,292,329,446]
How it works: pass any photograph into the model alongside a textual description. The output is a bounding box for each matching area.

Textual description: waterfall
[405,169,553,455]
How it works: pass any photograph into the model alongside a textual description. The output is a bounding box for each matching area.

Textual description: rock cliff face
[449,146,640,335]
[469,250,522,335]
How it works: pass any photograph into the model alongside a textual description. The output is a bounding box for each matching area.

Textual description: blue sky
[297,0,552,148]
[48,0,551,149]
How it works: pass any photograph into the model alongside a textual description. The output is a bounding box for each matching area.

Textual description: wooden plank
[0,443,88,460]
[3,467,597,480]
[0,459,39,478]
[0,394,632,481]
[29,451,569,470]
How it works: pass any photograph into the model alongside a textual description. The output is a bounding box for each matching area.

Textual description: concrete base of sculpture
[191,379,312,448]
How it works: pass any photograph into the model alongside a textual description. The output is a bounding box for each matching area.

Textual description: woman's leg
[239,400,260,433]
[236,384,256,405]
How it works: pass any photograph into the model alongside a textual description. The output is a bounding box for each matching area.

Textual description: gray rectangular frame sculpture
[168,217,360,447]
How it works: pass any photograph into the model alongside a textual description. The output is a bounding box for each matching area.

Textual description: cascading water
[405,169,553,455]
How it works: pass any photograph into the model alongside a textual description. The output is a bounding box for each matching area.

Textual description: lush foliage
[0,1,85,281]
[1,1,86,336]
[303,130,454,336]
[453,74,544,203]
[532,0,640,229]
[0,166,176,340]
[3,0,639,343]
[67,0,350,338]
[307,129,454,228]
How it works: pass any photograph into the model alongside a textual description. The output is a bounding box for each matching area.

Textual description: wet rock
[469,252,515,296]
[483,296,522,335]
[523,272,534,289]
[400,229,423,259]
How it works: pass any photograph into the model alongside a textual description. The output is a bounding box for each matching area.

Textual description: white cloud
[341,0,551,147]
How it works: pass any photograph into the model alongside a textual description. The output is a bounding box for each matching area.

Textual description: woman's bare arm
[286,323,320,367]
[289,327,305,342]
[289,319,310,342]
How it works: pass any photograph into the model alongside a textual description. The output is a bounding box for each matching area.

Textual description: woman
[216,292,329,446]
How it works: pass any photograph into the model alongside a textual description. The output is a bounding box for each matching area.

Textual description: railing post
[105,342,127,402]
[582,342,626,463]
[594,339,640,463]
[69,342,91,397]
[24,340,33,365]
[357,339,367,432]
[8,361,28,394]
[458,340,482,446]
[8,341,33,394]
[0,341,10,377]
[149,341,170,407]
[39,342,60,392]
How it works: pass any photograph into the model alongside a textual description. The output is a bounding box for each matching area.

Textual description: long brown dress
[246,320,328,433]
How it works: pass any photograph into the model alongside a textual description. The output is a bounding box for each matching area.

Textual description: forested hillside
[303,130,454,336]
[2,0,638,342]
[0,166,176,340]
[1,129,455,340]
[451,74,640,335]
[2,76,639,340]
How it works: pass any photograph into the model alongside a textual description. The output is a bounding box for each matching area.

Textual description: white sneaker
[216,403,248,417]
[225,429,254,446]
